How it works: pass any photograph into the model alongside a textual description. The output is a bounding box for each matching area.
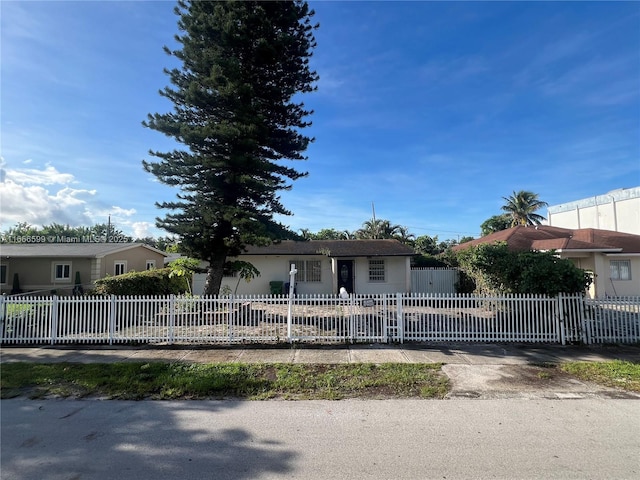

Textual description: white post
[109,295,116,345]
[396,293,404,343]
[0,294,5,342]
[169,294,175,345]
[50,295,58,345]
[287,264,297,342]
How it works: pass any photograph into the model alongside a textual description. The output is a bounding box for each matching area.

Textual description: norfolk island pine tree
[143,1,318,295]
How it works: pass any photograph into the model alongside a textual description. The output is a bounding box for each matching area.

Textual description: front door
[337,260,354,294]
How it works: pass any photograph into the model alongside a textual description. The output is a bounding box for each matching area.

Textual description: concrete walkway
[2,343,639,399]
[1,342,639,365]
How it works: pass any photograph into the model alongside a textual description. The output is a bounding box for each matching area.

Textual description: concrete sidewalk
[3,343,639,399]
[1,342,638,365]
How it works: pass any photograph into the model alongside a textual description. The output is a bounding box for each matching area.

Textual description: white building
[547,187,640,235]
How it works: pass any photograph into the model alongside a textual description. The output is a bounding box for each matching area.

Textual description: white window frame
[114,261,127,276]
[610,260,631,281]
[53,262,72,282]
[368,259,386,282]
[0,264,7,285]
[290,259,322,283]
[146,260,156,270]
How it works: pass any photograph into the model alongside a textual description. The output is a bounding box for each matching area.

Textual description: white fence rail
[1,293,638,346]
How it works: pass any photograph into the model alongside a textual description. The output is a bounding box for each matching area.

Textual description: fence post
[228,295,234,342]
[169,294,175,345]
[396,293,404,344]
[109,295,116,345]
[557,294,566,345]
[50,295,58,345]
[579,295,590,345]
[0,294,5,342]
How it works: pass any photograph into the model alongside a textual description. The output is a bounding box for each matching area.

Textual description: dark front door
[337,260,354,294]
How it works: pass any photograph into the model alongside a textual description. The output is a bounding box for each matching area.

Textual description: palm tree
[501,190,548,227]
[356,219,403,239]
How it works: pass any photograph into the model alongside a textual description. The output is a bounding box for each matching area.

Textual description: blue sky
[1,1,639,241]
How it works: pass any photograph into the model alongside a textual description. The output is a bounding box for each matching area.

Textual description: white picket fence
[1,293,638,346]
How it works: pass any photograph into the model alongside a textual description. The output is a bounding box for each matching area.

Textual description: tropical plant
[454,242,592,295]
[501,191,548,227]
[356,219,404,240]
[480,214,512,235]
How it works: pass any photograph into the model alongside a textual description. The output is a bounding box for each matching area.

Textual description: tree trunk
[202,253,227,296]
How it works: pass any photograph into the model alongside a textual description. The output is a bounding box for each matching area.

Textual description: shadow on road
[1,399,297,480]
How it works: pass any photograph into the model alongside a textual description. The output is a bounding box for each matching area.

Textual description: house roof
[452,226,640,254]
[242,239,415,257]
[0,243,167,258]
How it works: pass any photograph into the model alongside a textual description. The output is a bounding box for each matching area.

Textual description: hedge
[93,268,188,296]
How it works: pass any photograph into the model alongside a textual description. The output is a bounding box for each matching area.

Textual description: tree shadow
[1,399,297,479]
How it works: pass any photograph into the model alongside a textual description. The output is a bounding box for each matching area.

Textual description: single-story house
[453,226,640,298]
[0,243,167,296]
[192,239,416,296]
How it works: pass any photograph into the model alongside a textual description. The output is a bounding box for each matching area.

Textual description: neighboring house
[192,239,415,296]
[547,186,640,235]
[0,243,167,295]
[453,226,640,298]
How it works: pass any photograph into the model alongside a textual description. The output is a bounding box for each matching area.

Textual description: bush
[454,242,592,296]
[94,268,188,296]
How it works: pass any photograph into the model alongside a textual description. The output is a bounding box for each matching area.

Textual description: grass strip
[560,360,640,392]
[0,362,449,400]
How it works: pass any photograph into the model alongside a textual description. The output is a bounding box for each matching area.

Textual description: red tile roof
[453,226,640,253]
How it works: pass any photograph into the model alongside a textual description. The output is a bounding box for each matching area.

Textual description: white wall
[193,255,411,296]
[547,187,640,235]
[352,257,410,294]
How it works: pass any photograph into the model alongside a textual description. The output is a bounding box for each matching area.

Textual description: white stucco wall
[192,255,411,296]
[547,187,640,235]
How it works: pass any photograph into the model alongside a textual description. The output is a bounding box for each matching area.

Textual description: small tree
[480,214,511,236]
[225,260,260,295]
[168,257,202,294]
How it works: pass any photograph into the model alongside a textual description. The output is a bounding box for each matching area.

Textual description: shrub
[454,242,592,296]
[94,268,188,296]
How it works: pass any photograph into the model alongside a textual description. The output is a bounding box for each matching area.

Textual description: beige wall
[603,256,640,297]
[101,250,165,278]
[563,253,640,298]
[0,257,92,295]
[0,247,166,296]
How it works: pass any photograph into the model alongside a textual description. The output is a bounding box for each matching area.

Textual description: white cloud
[0,178,95,229]
[131,221,155,239]
[0,161,145,236]
[6,164,75,185]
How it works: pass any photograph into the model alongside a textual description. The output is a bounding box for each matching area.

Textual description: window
[146,260,156,270]
[0,265,7,284]
[368,259,385,282]
[114,262,127,276]
[54,263,71,281]
[223,264,238,277]
[610,260,631,281]
[291,260,322,282]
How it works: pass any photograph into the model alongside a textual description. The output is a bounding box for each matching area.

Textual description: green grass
[0,362,449,400]
[560,360,640,392]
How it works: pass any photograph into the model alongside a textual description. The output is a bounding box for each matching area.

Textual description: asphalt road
[2,398,639,480]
